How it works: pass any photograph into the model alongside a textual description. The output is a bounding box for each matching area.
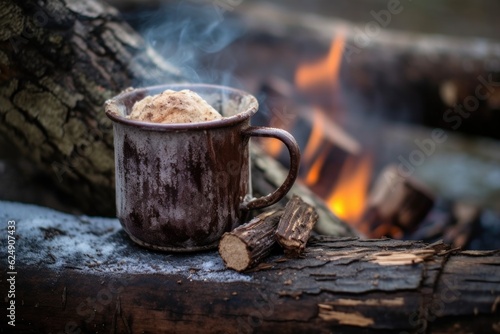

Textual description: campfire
[181,2,500,249]
[256,32,375,235]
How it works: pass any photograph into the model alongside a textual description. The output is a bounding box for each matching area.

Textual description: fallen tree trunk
[0,0,182,215]
[1,201,498,333]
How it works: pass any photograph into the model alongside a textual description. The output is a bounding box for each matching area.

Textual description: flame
[303,108,325,165]
[262,116,285,157]
[264,135,283,157]
[304,148,328,186]
[326,155,372,224]
[294,30,372,226]
[295,31,345,90]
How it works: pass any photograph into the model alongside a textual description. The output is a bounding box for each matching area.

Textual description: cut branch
[359,165,435,238]
[219,209,283,272]
[276,195,318,256]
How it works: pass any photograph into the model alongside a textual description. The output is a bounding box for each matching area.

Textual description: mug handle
[241,126,301,210]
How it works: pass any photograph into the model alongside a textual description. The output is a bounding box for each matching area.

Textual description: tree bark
[276,195,318,256]
[0,0,182,215]
[2,201,498,334]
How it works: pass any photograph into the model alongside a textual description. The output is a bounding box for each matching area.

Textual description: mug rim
[105,83,259,131]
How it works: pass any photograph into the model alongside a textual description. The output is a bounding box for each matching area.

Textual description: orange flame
[264,134,283,157]
[295,31,346,91]
[303,108,325,165]
[294,30,373,226]
[326,155,372,224]
[304,148,328,186]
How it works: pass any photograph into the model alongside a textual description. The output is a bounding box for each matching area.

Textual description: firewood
[359,165,434,238]
[240,3,500,140]
[276,195,318,256]
[444,202,481,248]
[258,77,361,198]
[219,210,283,272]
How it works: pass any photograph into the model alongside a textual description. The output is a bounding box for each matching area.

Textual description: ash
[0,201,251,282]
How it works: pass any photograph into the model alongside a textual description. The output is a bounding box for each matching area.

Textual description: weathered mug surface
[105,84,300,252]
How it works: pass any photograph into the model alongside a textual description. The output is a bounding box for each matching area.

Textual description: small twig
[276,195,318,256]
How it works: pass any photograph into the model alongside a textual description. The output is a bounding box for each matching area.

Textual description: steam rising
[131,1,245,87]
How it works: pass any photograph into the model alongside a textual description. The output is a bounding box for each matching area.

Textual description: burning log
[258,76,364,201]
[251,145,356,237]
[219,210,283,272]
[238,3,500,140]
[359,165,435,238]
[276,195,318,256]
[444,202,481,248]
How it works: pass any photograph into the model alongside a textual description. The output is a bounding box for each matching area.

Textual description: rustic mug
[105,84,300,252]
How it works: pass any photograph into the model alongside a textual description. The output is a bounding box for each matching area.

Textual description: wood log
[253,77,361,238]
[257,76,362,199]
[359,165,435,238]
[443,202,481,248]
[1,201,498,333]
[219,210,283,272]
[276,195,318,256]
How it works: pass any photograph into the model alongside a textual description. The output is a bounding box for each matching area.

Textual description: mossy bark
[0,0,182,215]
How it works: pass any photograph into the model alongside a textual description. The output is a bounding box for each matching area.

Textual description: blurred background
[115,0,500,249]
[2,0,500,249]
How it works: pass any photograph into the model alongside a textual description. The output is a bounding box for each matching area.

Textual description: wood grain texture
[219,210,283,271]
[276,195,318,256]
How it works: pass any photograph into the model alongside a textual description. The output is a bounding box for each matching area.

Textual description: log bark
[219,210,283,272]
[0,0,182,215]
[1,201,498,333]
[276,195,318,256]
[359,165,435,239]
